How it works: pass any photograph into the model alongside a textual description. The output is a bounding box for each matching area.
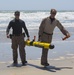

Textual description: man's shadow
[27,63,73,72]
[7,63,73,72]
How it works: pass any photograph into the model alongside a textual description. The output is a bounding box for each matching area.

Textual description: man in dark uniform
[6,11,30,66]
[38,9,70,66]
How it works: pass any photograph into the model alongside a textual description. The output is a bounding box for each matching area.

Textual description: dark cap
[14,11,20,15]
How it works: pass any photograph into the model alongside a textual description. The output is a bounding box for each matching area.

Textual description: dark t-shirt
[6,19,29,37]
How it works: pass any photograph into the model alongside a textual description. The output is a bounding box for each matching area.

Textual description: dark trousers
[41,48,48,64]
[41,33,52,64]
[11,35,26,63]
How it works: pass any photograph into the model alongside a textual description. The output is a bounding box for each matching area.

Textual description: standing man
[38,9,70,66]
[6,11,30,66]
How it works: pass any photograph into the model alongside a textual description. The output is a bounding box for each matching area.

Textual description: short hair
[14,11,20,15]
[50,9,57,14]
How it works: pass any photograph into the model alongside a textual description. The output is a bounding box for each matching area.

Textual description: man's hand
[27,37,30,40]
[62,33,70,40]
[38,37,41,41]
[38,38,40,41]
[6,34,10,38]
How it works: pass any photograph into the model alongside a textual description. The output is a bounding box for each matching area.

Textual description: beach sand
[0,58,74,75]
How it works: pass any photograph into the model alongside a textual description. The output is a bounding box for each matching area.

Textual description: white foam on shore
[0,11,74,32]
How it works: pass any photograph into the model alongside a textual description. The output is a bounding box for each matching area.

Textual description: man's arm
[23,22,30,39]
[6,21,12,38]
[57,20,70,40]
[38,19,46,41]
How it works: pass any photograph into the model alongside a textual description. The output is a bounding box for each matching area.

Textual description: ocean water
[0,10,74,42]
[0,10,74,31]
[0,10,74,61]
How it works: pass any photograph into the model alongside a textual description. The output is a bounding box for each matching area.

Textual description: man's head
[14,11,20,19]
[50,9,57,18]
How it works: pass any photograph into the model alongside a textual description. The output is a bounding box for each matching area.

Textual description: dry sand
[0,58,74,75]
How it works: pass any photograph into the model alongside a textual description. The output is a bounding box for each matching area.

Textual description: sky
[0,0,74,10]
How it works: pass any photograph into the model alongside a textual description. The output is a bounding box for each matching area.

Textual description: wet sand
[0,58,74,75]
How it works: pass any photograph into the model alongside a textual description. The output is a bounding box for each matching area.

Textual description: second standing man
[6,11,30,66]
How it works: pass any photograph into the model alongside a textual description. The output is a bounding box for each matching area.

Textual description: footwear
[22,61,27,66]
[13,61,18,64]
[41,63,49,66]
[22,63,26,66]
[12,62,18,66]
[25,61,27,63]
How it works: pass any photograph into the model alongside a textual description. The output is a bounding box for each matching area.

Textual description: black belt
[43,32,53,35]
[9,33,25,39]
[13,34,22,36]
